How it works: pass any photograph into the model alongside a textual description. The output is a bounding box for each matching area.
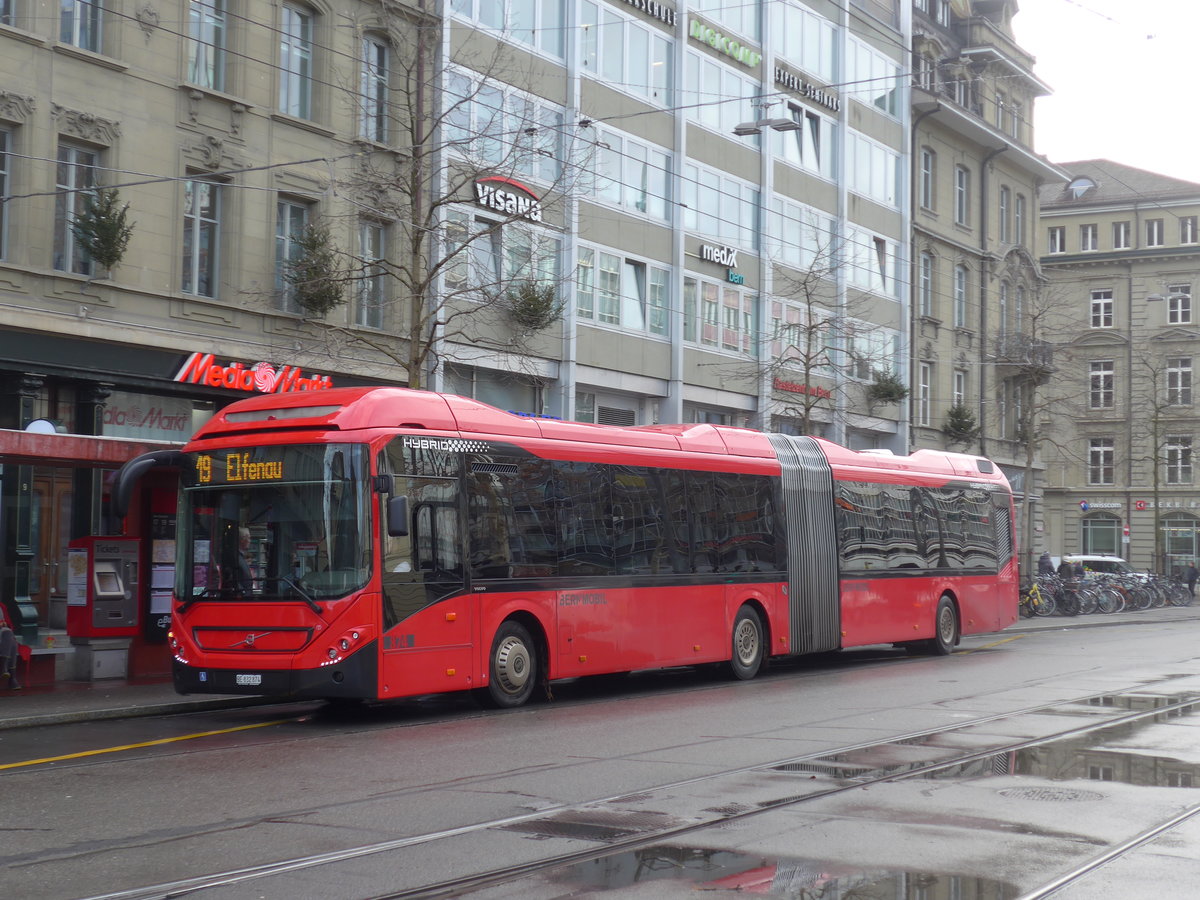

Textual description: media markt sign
[174,353,334,393]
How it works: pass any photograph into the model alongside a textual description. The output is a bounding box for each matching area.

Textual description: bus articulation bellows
[113,386,1019,708]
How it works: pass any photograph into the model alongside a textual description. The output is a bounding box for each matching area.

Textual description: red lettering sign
[174,353,334,394]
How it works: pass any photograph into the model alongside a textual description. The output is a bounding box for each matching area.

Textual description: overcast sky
[1011,0,1200,184]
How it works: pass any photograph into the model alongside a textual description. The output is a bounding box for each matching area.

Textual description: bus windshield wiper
[274,575,322,613]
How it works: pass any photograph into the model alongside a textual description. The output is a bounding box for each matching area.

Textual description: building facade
[1039,161,1200,573]
[908,0,1065,572]
[0,0,916,655]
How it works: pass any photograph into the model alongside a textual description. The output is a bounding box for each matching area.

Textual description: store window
[1081,514,1120,556]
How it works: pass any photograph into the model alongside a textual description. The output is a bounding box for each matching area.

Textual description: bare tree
[750,242,905,436]
[279,6,583,389]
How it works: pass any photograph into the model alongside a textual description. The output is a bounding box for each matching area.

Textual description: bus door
[380,476,472,692]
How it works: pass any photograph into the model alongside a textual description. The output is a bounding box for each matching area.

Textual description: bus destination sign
[196,451,285,485]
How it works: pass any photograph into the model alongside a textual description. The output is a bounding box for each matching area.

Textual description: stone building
[1039,161,1200,573]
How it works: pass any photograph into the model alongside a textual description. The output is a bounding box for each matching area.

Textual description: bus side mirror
[387,496,409,537]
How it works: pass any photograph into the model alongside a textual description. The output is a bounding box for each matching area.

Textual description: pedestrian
[0,605,21,690]
[1074,559,1085,579]
[1057,557,1075,580]
[1187,562,1199,597]
[1037,551,1054,576]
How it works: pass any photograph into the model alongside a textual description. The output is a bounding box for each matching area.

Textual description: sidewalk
[2,605,1197,731]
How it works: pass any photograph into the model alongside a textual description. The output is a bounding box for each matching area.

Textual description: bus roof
[193,386,1006,482]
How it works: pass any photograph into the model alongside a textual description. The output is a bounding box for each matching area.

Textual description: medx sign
[700,244,739,268]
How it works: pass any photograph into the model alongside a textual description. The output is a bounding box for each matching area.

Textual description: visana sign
[174,353,333,393]
[474,176,543,222]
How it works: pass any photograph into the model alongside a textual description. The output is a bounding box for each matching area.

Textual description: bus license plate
[236,674,262,686]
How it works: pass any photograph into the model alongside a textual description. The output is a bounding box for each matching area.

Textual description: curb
[0,695,289,731]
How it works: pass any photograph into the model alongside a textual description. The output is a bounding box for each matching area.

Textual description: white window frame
[188,0,226,91]
[920,148,935,210]
[1090,289,1113,329]
[998,186,1010,242]
[684,275,752,353]
[275,198,311,313]
[1168,357,1193,406]
[776,103,834,180]
[847,131,900,208]
[54,143,97,276]
[359,36,389,143]
[1147,218,1164,247]
[0,128,10,261]
[917,362,932,426]
[770,1,836,81]
[446,208,560,297]
[1048,226,1065,254]
[953,369,966,405]
[60,0,100,52]
[919,251,934,317]
[1113,221,1130,249]
[280,4,313,119]
[580,2,671,103]
[1089,360,1114,410]
[954,165,970,226]
[182,176,220,298]
[1014,194,1026,246]
[685,51,759,139]
[1080,223,1098,251]
[1168,284,1192,324]
[1088,438,1114,486]
[358,220,386,328]
[953,264,968,328]
[589,126,671,222]
[1166,436,1193,485]
[1182,216,1198,245]
[450,0,564,59]
[683,162,760,252]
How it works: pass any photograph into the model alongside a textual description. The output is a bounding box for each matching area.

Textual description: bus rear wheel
[929,595,959,656]
[483,620,538,708]
[729,605,765,680]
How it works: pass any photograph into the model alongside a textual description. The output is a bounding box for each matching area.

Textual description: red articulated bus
[113,386,1018,707]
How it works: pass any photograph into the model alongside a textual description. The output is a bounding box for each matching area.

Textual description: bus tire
[729,605,765,680]
[483,620,538,708]
[929,595,959,656]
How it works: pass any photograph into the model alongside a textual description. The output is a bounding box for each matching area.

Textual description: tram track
[81,680,1200,900]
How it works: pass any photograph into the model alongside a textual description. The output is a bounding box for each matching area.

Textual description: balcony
[992,334,1055,382]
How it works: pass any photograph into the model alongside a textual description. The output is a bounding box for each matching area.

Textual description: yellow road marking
[957,634,1025,654]
[0,718,297,771]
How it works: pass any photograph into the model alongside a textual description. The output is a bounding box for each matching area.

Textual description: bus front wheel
[929,596,959,656]
[729,605,765,680]
[483,620,538,708]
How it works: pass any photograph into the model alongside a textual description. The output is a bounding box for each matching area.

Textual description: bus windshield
[176,443,372,605]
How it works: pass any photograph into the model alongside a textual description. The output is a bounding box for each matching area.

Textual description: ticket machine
[67,537,139,679]
[67,537,140,637]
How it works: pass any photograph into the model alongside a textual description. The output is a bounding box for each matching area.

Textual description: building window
[445,70,564,183]
[1090,289,1113,328]
[360,36,389,143]
[1048,226,1065,254]
[953,264,968,328]
[954,165,970,226]
[452,0,564,58]
[1166,436,1193,484]
[998,281,1009,335]
[54,144,97,276]
[591,127,670,221]
[447,210,560,297]
[683,277,752,352]
[1015,285,1025,329]
[279,4,313,118]
[1082,514,1120,555]
[1113,220,1130,249]
[1147,218,1164,247]
[182,177,220,297]
[1168,357,1193,406]
[580,2,670,101]
[920,148,935,210]
[953,369,966,405]
[1168,284,1192,324]
[919,251,934,317]
[1,0,12,26]
[188,0,226,90]
[918,362,932,426]
[1014,194,1026,246]
[60,0,100,51]
[1088,438,1114,485]
[1089,360,1114,409]
[579,248,668,337]
[682,163,759,251]
[1080,223,1098,251]
[275,200,311,313]
[777,104,833,179]
[358,221,386,328]
[685,51,759,139]
[1183,216,1198,245]
[998,186,1010,242]
[846,132,900,208]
